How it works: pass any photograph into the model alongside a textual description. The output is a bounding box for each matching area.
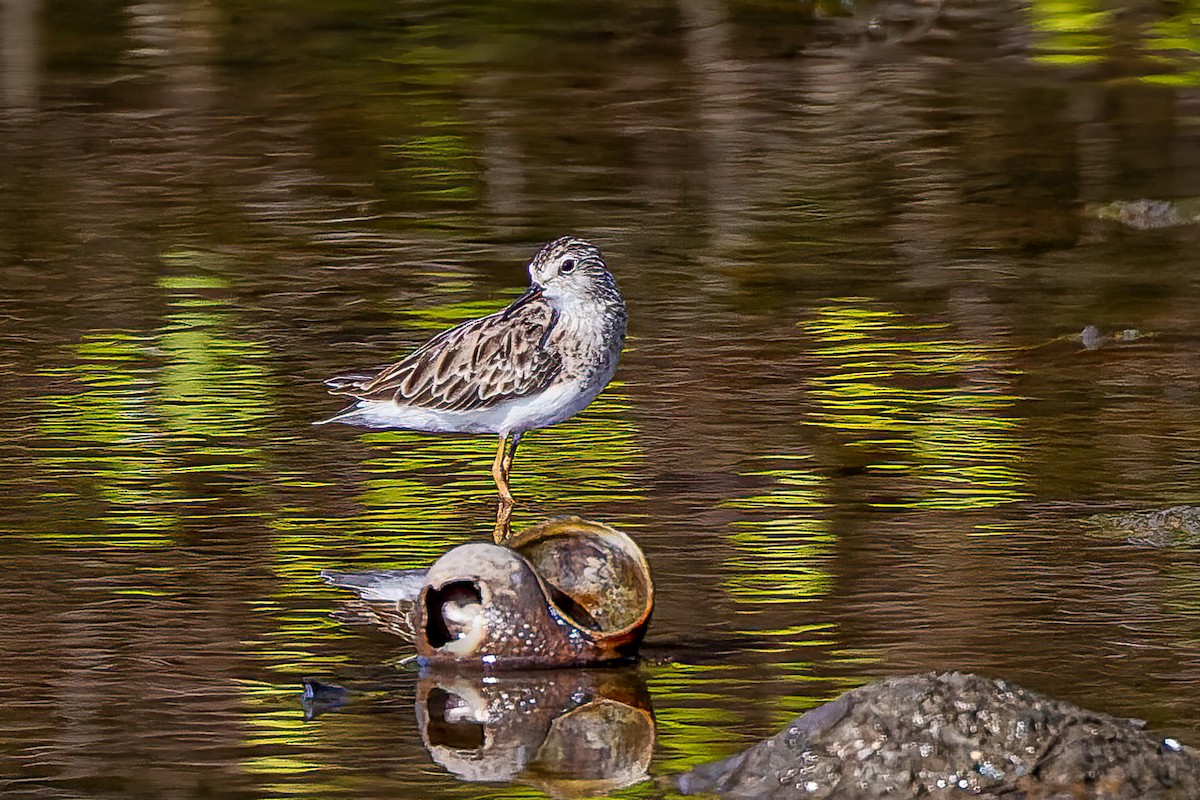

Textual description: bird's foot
[493,497,515,544]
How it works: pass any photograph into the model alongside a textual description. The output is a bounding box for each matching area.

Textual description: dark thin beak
[502,283,543,319]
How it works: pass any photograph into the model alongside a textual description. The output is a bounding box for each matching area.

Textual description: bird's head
[508,236,618,315]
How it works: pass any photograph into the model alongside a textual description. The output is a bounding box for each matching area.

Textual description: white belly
[329,376,608,436]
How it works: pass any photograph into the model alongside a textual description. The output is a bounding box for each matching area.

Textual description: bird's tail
[322,568,425,642]
[321,568,428,602]
[312,402,365,426]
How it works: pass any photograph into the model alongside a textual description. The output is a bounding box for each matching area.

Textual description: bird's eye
[560,258,577,274]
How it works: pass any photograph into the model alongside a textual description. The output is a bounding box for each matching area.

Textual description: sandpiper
[320,237,627,541]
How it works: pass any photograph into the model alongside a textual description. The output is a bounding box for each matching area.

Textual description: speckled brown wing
[327,300,561,412]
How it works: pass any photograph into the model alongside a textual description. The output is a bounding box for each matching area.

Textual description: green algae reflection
[803,299,1029,511]
[33,270,275,544]
[720,453,841,665]
[722,454,834,607]
[1028,0,1200,85]
[368,389,638,524]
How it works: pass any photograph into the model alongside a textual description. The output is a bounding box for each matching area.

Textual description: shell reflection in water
[417,668,655,797]
[322,516,654,667]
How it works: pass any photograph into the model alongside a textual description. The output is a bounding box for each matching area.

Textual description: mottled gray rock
[1087,506,1200,548]
[1079,326,1144,350]
[675,672,1200,799]
[1087,198,1200,230]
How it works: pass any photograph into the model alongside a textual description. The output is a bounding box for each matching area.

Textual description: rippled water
[3,1,1200,797]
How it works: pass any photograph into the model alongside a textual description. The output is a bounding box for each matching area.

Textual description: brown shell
[413,516,653,668]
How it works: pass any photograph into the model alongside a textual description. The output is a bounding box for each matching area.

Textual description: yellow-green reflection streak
[237,679,333,795]
[36,334,179,543]
[398,292,504,330]
[273,386,640,578]
[1028,0,1111,65]
[374,22,480,223]
[644,664,745,772]
[384,133,477,203]
[1143,16,1200,87]
[646,661,871,770]
[32,257,275,544]
[256,503,376,676]
[364,388,639,524]
[803,299,1029,510]
[1028,0,1200,84]
[719,454,858,726]
[761,666,873,728]
[722,456,835,605]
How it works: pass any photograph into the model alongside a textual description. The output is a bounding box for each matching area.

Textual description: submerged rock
[1086,506,1200,548]
[1080,325,1144,350]
[1086,199,1200,230]
[675,672,1200,799]
[299,679,351,721]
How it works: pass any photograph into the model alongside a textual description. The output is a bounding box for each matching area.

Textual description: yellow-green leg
[491,432,522,543]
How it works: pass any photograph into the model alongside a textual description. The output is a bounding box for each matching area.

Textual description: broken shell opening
[424,579,488,655]
[510,516,654,640]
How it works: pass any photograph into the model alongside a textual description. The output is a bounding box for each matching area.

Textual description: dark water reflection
[3,0,1200,797]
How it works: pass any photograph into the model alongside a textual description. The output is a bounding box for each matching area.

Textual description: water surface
[3,1,1200,797]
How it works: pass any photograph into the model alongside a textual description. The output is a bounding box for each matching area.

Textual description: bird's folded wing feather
[326,302,561,412]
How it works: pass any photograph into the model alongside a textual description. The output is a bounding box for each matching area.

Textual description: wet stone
[674,672,1200,800]
[1086,506,1200,548]
[1079,325,1144,351]
[1085,198,1200,230]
